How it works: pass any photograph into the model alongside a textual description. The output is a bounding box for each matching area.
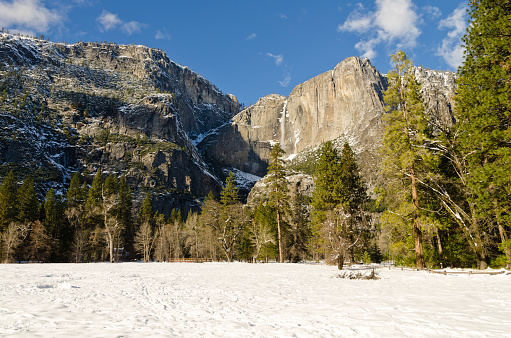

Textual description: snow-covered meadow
[1,263,510,337]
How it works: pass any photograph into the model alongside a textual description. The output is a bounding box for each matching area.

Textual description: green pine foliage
[67,172,87,207]
[139,193,154,224]
[455,0,511,268]
[220,171,240,206]
[17,177,39,223]
[311,141,369,268]
[0,170,18,230]
[266,142,290,263]
[379,51,436,270]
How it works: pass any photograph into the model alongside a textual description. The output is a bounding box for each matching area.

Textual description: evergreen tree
[17,177,38,223]
[266,142,289,263]
[139,193,154,224]
[67,172,87,207]
[65,172,88,262]
[220,172,239,206]
[85,169,103,210]
[311,142,368,269]
[0,170,18,230]
[455,0,511,268]
[117,175,133,259]
[216,174,247,262]
[286,193,310,263]
[103,174,118,196]
[44,189,62,239]
[338,143,367,214]
[380,51,434,270]
[312,141,341,212]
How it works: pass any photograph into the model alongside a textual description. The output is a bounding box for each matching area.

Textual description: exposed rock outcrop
[202,57,387,179]
[0,33,236,215]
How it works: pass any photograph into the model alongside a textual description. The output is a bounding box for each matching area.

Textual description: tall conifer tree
[0,170,18,230]
[456,0,511,268]
[267,142,289,263]
[380,51,433,270]
[17,177,38,223]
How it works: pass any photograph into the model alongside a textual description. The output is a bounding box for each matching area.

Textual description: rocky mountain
[0,32,456,215]
[0,33,239,214]
[201,57,456,191]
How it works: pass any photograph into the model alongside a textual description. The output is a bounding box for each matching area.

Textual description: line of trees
[377,0,510,270]
[0,140,376,267]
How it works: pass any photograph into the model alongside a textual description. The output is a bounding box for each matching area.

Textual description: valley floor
[0,262,510,337]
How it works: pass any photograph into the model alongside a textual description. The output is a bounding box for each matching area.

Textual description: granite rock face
[202,57,387,178]
[201,57,456,192]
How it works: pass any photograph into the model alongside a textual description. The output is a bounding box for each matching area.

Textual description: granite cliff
[201,57,456,191]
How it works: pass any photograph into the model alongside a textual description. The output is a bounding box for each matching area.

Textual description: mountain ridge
[0,32,456,215]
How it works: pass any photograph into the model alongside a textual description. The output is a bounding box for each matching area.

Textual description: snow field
[1,262,510,337]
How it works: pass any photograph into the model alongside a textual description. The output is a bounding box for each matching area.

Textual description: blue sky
[0,0,468,106]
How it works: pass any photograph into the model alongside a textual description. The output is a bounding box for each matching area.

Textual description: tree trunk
[107,230,114,263]
[435,227,443,255]
[410,166,425,270]
[277,209,283,263]
[337,254,344,270]
[495,201,511,268]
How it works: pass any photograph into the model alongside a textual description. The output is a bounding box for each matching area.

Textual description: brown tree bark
[277,208,283,263]
[410,165,425,270]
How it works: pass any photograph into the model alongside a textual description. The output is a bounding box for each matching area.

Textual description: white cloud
[422,5,441,19]
[279,72,291,87]
[246,33,256,40]
[97,10,121,31]
[0,0,63,34]
[96,10,142,35]
[155,29,171,40]
[337,0,421,60]
[278,13,287,19]
[264,52,291,87]
[266,52,284,66]
[121,21,142,35]
[436,4,467,69]
[338,11,372,33]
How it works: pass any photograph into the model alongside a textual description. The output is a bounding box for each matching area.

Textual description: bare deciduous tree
[134,220,155,262]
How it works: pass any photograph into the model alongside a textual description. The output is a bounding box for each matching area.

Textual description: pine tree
[117,175,133,259]
[0,170,18,230]
[312,141,341,212]
[65,172,88,262]
[310,141,341,261]
[455,0,511,268]
[380,51,433,270]
[338,143,367,214]
[266,142,289,263]
[17,177,38,223]
[67,172,87,207]
[311,142,368,269]
[215,173,247,262]
[85,169,103,211]
[103,174,118,196]
[44,189,63,239]
[220,172,239,206]
[139,193,154,224]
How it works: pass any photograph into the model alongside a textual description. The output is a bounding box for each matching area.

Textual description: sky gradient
[0,0,469,106]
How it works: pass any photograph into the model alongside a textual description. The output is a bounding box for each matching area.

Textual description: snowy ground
[1,263,510,337]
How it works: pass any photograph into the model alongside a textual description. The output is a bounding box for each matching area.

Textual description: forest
[0,0,509,269]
